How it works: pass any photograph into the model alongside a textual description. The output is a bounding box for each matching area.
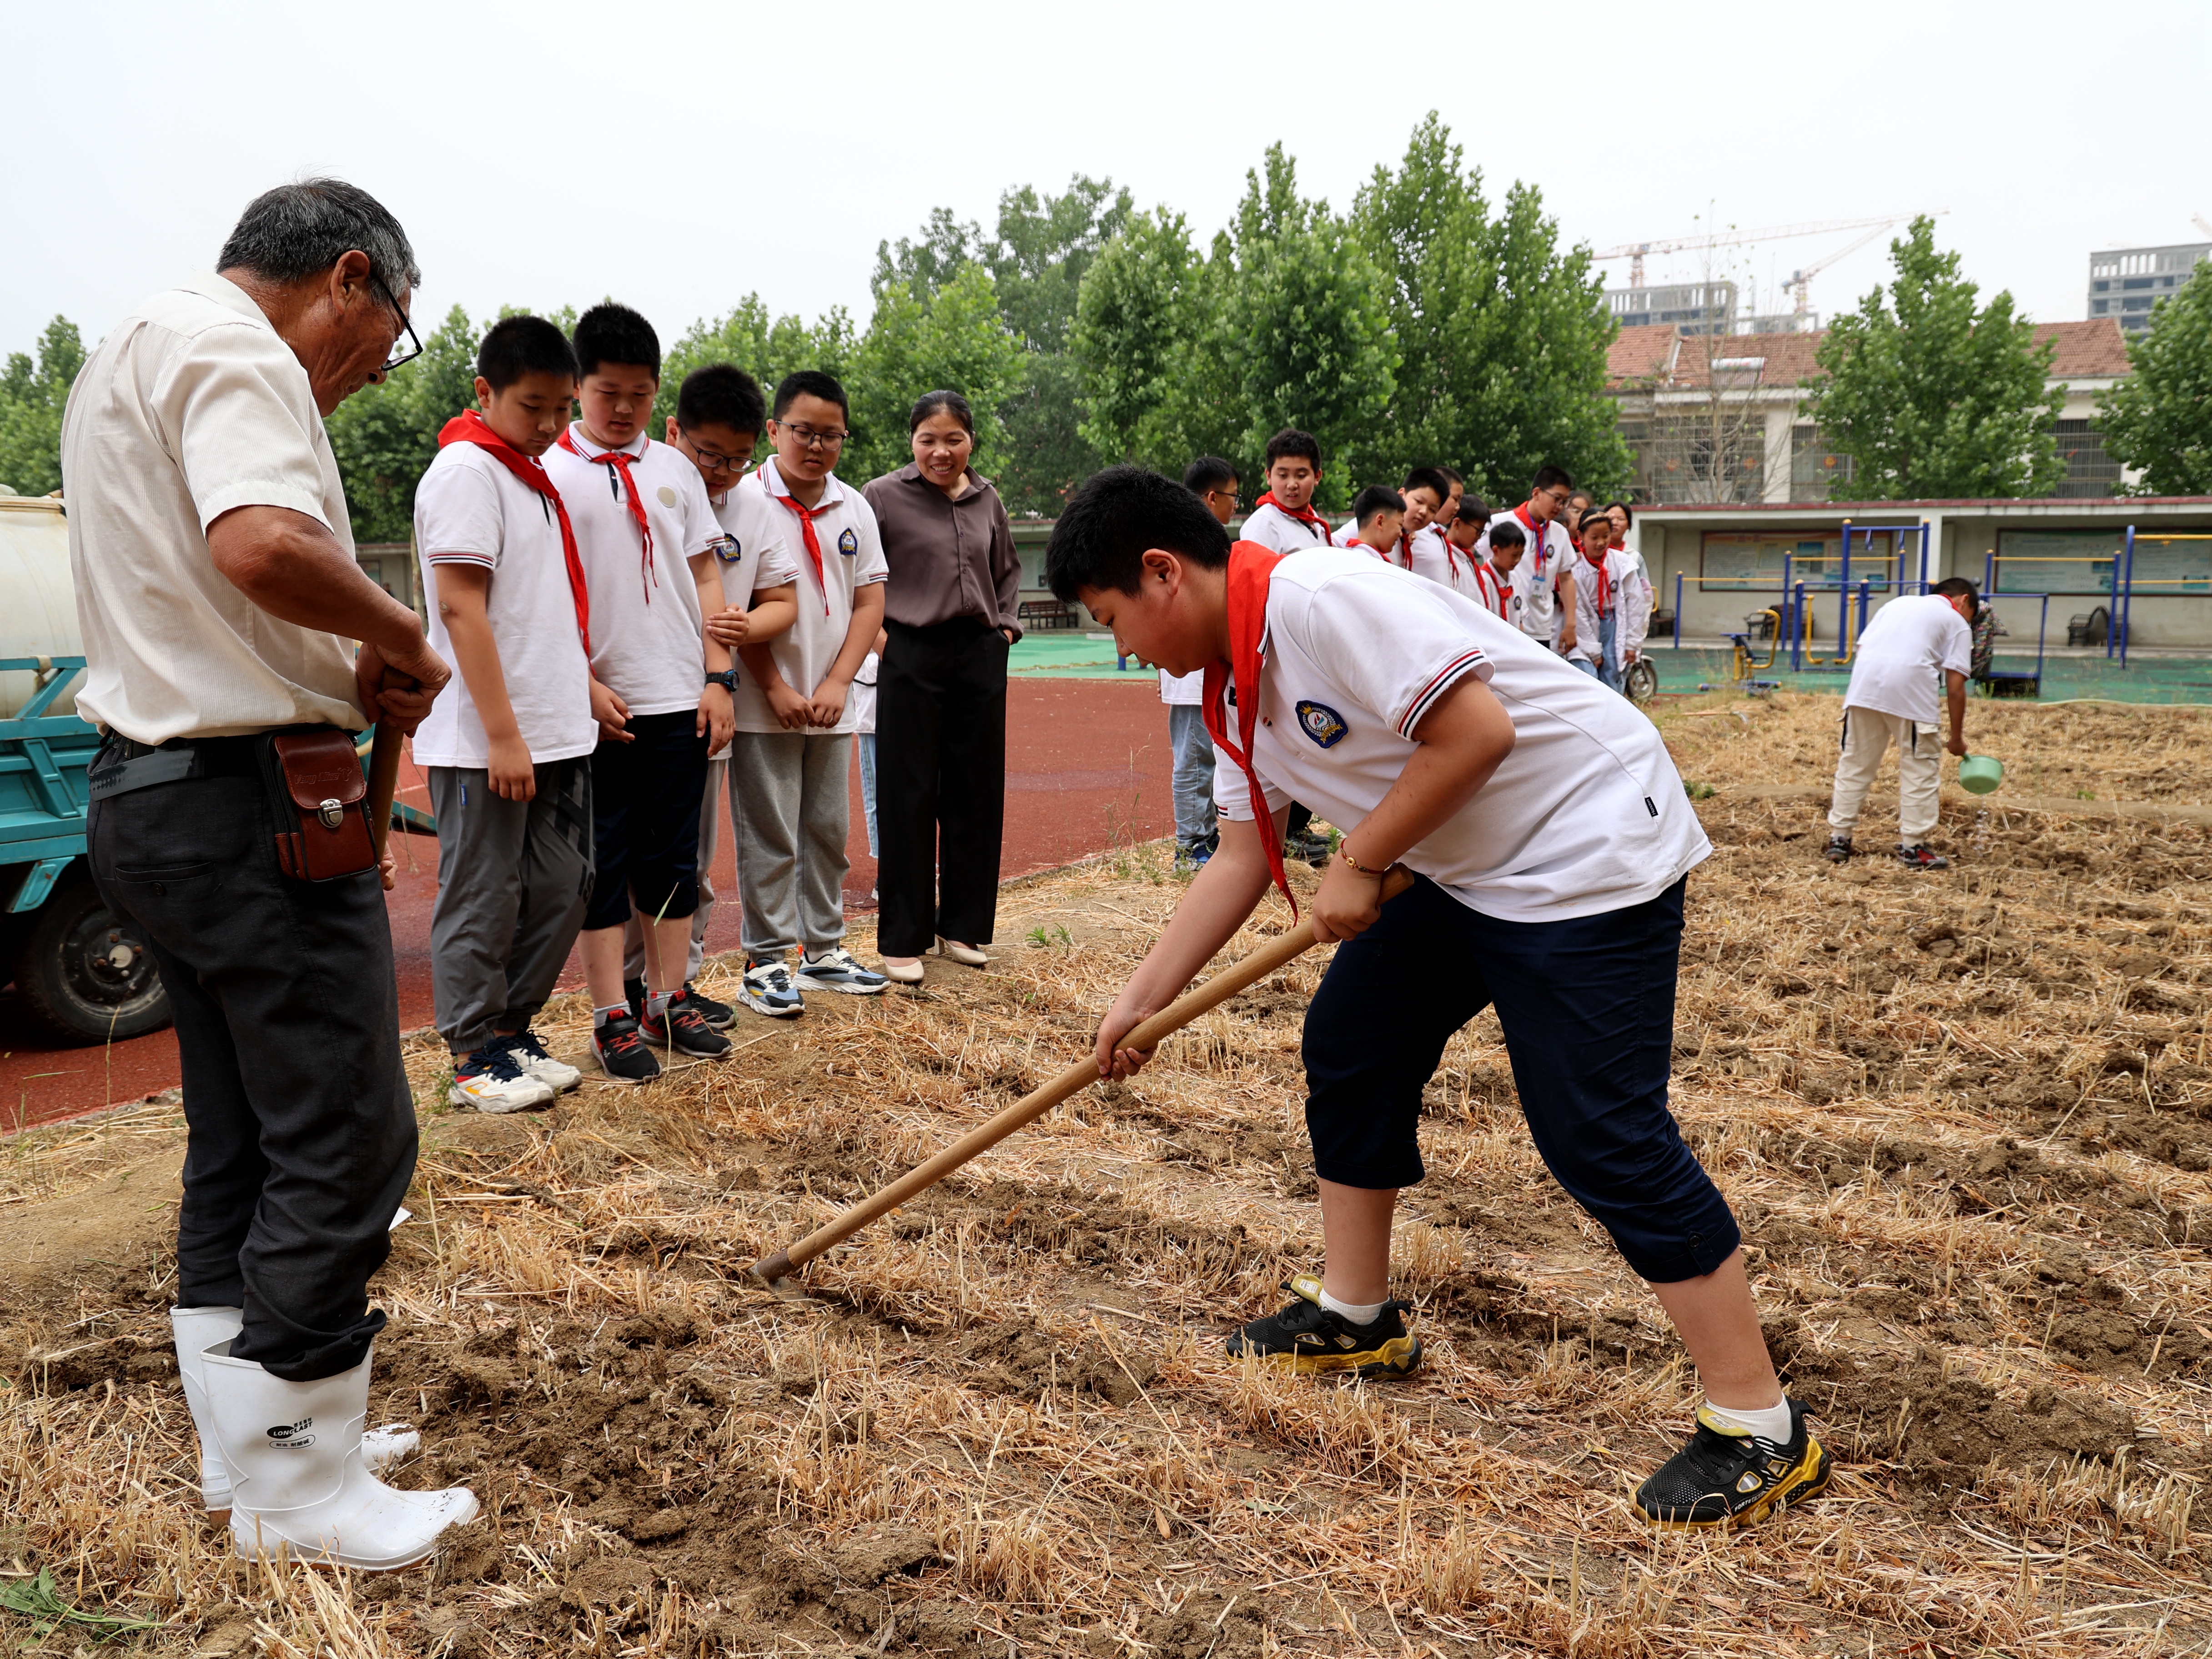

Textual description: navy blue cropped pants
[1301,874,1738,1285]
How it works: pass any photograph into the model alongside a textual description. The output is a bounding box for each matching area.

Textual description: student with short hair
[1443,497,1508,613]
[730,370,891,1013]
[1477,465,1578,654]
[1432,466,1465,533]
[1163,457,1239,866]
[1049,466,1826,1533]
[1341,485,1406,558]
[1563,489,1596,551]
[1239,429,1338,553]
[1566,508,1646,693]
[545,303,739,1083]
[415,317,597,1113]
[1475,516,1527,623]
[622,364,804,1021]
[1825,578,1976,872]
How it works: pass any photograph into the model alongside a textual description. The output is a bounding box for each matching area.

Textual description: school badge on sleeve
[837,528,859,556]
[1295,700,1348,748]
[712,535,743,564]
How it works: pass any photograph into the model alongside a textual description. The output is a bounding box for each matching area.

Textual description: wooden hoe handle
[751,865,1417,1285]
[367,723,403,865]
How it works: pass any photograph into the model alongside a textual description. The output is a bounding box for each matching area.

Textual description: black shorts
[584,709,708,932]
[1301,874,1739,1285]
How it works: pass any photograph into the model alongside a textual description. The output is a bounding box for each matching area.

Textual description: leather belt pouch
[256,729,375,881]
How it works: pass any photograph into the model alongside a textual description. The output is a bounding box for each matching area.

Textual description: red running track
[0,678,1176,1133]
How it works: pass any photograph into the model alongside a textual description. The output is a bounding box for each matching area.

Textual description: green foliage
[2099,262,2212,495]
[1807,217,2064,500]
[845,264,1027,486]
[322,304,483,544]
[654,299,855,436]
[0,1565,162,1641]
[1352,116,1631,502]
[1070,208,1208,470]
[0,317,85,497]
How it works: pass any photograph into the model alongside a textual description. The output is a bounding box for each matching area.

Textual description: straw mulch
[5,688,2212,1657]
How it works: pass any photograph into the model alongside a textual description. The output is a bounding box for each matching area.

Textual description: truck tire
[12,875,171,1046]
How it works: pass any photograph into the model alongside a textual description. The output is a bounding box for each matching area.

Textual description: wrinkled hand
[1308,856,1385,945]
[705,605,751,649]
[698,685,734,756]
[356,637,449,735]
[1094,997,1159,1081]
[807,677,850,729]
[488,733,536,801]
[765,680,812,731]
[591,679,633,744]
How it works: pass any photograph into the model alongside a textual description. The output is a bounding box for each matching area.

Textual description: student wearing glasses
[728,372,892,1015]
[862,391,1024,981]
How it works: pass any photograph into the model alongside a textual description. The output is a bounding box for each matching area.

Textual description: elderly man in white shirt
[64,180,474,1571]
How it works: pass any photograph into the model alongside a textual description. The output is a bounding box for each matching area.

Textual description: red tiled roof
[1608,317,2132,391]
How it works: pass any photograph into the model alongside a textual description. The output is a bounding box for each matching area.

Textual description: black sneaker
[1897,842,1951,870]
[682,979,734,1029]
[1823,833,1853,863]
[641,991,731,1059]
[592,1010,661,1084]
[1633,1399,1830,1530]
[1224,1274,1421,1380]
[623,975,647,1021]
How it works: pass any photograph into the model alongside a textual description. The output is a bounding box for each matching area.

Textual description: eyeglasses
[372,274,422,375]
[679,434,750,474]
[1204,488,1240,507]
[774,420,849,452]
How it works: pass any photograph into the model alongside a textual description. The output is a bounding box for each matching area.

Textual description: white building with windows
[2087,243,2209,337]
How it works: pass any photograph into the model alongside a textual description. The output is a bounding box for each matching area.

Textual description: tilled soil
[5,691,2212,1656]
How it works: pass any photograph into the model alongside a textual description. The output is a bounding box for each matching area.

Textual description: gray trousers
[730,730,850,958]
[1168,703,1217,849]
[90,765,412,1382]
[624,755,726,987]
[428,760,593,1052]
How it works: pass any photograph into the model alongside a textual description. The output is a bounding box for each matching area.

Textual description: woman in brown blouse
[861,391,1022,982]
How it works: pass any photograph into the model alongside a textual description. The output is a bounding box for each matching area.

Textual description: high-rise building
[2086,244,2208,336]
[1605,282,1737,337]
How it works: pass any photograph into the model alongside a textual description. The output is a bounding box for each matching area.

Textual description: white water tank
[0,492,83,721]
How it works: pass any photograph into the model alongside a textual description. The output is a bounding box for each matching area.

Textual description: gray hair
[216,178,421,296]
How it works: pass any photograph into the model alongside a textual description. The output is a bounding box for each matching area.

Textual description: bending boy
[1048,467,1827,1532]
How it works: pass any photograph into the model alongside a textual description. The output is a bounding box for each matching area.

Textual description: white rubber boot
[173,1309,423,1517]
[203,1344,477,1570]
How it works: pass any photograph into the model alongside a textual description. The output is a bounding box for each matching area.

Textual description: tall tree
[845,264,1027,486]
[1069,209,1205,471]
[1216,145,1396,513]
[1351,115,1629,503]
[654,300,855,434]
[323,303,482,544]
[0,317,85,498]
[2099,261,2212,495]
[1807,216,2063,499]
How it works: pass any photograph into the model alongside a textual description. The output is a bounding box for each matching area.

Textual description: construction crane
[1780,223,1895,323]
[2193,213,2212,239]
[1597,211,1944,289]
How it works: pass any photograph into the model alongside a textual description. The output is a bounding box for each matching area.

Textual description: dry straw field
[6,692,2212,1657]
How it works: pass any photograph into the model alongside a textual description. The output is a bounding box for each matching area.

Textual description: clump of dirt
[953,1316,1159,1405]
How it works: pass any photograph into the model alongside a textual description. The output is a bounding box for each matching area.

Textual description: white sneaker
[172,1310,418,1516]
[448,1046,556,1113]
[203,1342,477,1570]
[795,947,888,995]
[739,957,804,1018]
[499,1030,581,1093]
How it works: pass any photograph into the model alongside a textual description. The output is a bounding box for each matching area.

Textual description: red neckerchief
[1514,504,1551,575]
[757,457,831,615]
[1390,529,1416,569]
[1201,540,1296,918]
[557,427,657,605]
[437,412,591,656]
[1580,546,1614,616]
[1255,491,1333,545]
[1471,559,1503,617]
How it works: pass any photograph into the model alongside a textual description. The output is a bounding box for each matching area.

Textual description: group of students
[413,307,890,1111]
[1161,431,1655,868]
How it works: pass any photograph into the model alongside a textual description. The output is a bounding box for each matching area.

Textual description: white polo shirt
[543,425,720,717]
[1475,508,1573,641]
[730,459,888,736]
[1240,501,1339,554]
[410,444,597,768]
[60,271,365,743]
[705,484,802,611]
[1842,594,1971,726]
[1160,669,1206,707]
[1212,550,1709,922]
[1566,548,1641,663]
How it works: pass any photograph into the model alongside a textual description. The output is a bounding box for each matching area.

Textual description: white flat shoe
[935,938,990,968]
[880,956,924,984]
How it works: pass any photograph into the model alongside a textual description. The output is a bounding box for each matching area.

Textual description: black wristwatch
[704,670,738,692]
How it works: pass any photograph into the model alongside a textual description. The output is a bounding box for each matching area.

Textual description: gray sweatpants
[730,730,850,959]
[623,755,727,987]
[428,760,593,1052]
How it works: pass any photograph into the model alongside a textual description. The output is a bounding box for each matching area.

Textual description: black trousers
[89,771,414,1382]
[877,617,1008,956]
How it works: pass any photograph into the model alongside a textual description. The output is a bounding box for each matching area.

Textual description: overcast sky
[8,0,2207,361]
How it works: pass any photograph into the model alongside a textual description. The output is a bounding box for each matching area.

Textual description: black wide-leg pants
[877,617,1009,957]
